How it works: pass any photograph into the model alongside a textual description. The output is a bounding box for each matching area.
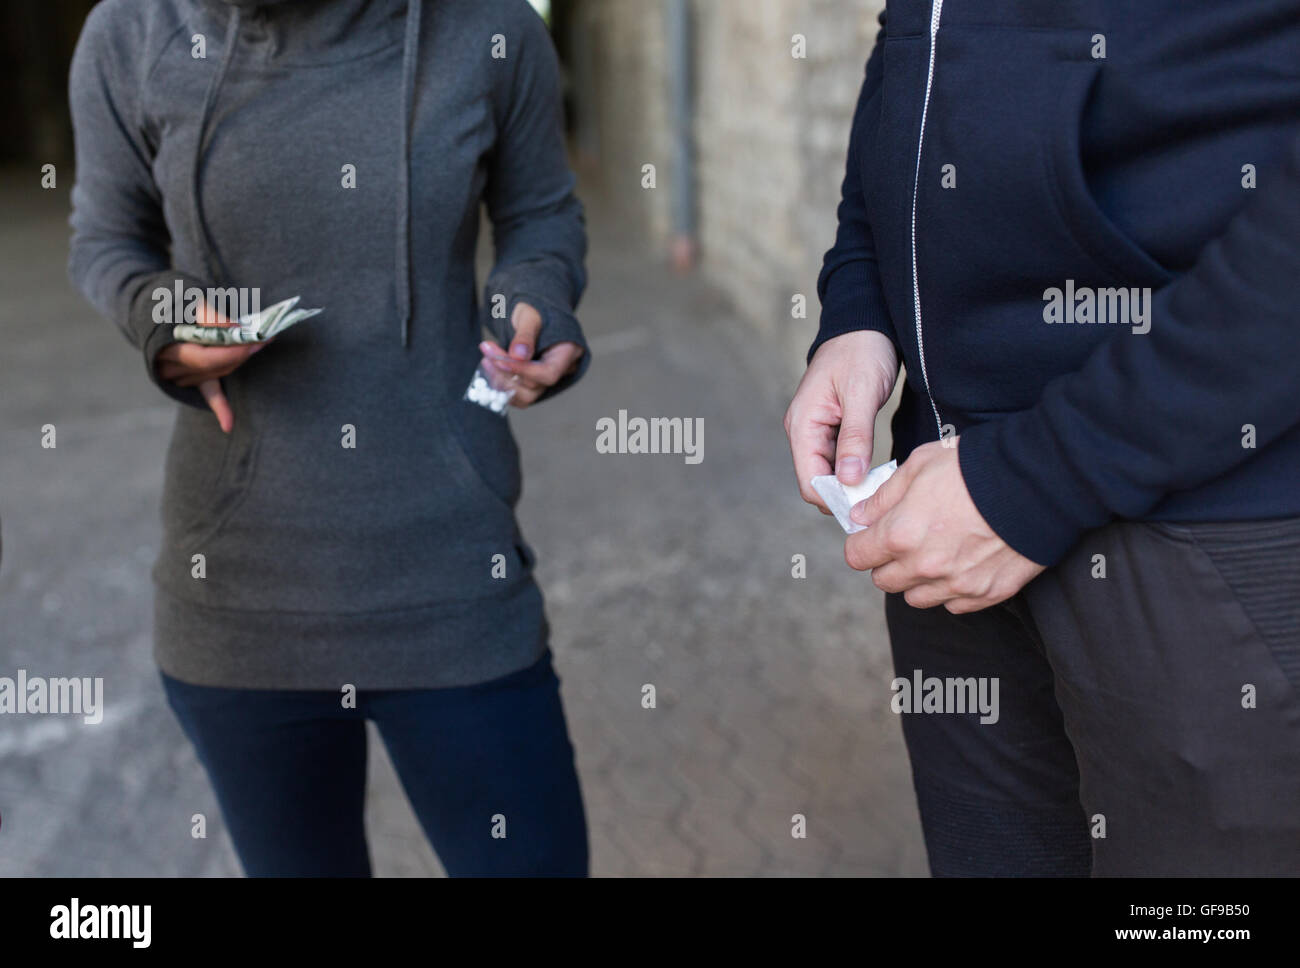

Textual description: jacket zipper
[910,0,945,437]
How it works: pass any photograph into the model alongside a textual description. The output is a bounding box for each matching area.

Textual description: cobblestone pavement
[0,171,926,876]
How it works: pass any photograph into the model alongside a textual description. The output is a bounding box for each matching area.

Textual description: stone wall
[561,0,885,370]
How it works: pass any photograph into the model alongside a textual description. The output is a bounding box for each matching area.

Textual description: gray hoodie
[68,0,589,689]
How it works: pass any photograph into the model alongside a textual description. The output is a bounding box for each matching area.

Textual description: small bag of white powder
[463,361,516,415]
[810,459,899,534]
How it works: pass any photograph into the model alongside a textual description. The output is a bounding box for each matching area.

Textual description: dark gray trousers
[886,517,1300,876]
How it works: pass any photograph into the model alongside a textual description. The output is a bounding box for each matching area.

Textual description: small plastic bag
[463,360,516,415]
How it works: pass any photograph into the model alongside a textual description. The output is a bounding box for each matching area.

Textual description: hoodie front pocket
[1047,68,1174,289]
[174,431,261,553]
[892,22,1140,414]
[160,389,262,554]
[436,343,524,515]
[439,403,522,516]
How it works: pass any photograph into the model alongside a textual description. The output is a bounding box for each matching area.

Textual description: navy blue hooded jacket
[813,0,1300,566]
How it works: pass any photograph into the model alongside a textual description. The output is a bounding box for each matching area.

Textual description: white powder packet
[463,361,516,415]
[810,459,898,534]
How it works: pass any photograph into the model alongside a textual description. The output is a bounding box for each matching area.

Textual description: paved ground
[0,167,926,876]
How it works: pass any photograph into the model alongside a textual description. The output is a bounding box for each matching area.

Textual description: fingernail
[850,499,868,520]
[837,457,865,481]
[510,342,530,360]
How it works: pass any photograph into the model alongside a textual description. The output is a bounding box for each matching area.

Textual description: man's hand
[478,301,583,408]
[154,305,268,434]
[785,330,899,513]
[845,438,1046,613]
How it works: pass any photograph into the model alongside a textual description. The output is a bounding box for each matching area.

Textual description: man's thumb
[851,466,903,527]
[834,379,876,486]
[509,302,543,360]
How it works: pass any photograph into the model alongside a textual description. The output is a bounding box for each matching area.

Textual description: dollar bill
[171,295,323,346]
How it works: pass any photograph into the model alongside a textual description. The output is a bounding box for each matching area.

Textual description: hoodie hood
[191,0,421,345]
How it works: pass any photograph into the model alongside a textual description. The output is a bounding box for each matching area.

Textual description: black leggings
[162,648,588,876]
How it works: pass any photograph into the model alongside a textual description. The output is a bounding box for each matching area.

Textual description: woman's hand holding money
[154,305,269,434]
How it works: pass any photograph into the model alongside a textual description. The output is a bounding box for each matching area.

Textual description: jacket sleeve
[808,10,896,364]
[959,128,1300,566]
[67,5,208,410]
[482,5,590,400]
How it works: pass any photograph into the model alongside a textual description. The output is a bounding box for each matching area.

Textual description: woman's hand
[477,301,583,408]
[154,306,269,433]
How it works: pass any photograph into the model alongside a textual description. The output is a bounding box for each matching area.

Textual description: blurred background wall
[0,1,99,165]
[556,0,883,370]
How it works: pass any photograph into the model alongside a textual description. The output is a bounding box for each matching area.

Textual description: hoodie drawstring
[192,5,243,287]
[396,0,422,347]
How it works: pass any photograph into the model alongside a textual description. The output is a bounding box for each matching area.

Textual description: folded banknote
[171,295,323,346]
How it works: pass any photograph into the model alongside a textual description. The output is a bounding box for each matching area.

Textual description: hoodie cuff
[127,270,211,411]
[808,262,898,364]
[957,420,1094,568]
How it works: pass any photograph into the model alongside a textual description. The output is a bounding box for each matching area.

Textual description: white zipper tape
[909,0,946,437]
